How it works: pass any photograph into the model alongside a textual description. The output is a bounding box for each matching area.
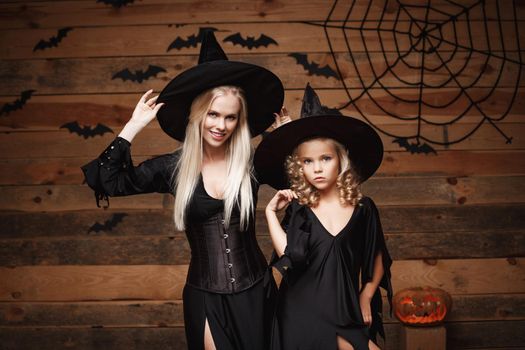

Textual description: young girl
[82,31,288,350]
[254,84,393,350]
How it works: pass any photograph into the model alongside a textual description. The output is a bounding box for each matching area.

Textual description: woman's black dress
[82,137,276,350]
[271,197,393,350]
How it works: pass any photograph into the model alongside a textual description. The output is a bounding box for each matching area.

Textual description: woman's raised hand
[119,90,165,143]
[130,89,165,128]
[272,106,292,129]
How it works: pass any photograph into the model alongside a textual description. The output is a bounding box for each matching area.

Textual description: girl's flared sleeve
[81,137,179,207]
[271,200,311,283]
[360,197,393,342]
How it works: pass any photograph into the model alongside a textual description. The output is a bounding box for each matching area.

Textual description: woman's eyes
[226,115,237,120]
[207,112,217,117]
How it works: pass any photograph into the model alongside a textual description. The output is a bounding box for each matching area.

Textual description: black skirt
[183,278,275,350]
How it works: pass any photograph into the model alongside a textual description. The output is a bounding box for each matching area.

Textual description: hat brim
[156,60,284,141]
[254,115,383,190]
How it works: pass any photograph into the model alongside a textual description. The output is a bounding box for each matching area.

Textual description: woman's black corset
[185,212,268,294]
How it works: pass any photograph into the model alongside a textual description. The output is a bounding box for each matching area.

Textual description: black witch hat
[156,31,284,141]
[254,84,383,190]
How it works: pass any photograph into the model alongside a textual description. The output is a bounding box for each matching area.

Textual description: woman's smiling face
[201,93,240,149]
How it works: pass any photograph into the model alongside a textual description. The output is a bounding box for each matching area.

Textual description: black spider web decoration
[305,0,523,152]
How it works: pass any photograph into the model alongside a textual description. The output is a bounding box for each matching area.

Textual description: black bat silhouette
[88,213,128,233]
[393,138,437,155]
[223,33,278,50]
[60,121,114,139]
[167,27,218,51]
[112,65,166,83]
[33,27,73,52]
[289,53,340,80]
[0,90,35,117]
[97,0,134,8]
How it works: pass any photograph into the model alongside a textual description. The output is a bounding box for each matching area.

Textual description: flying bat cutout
[112,65,166,83]
[393,138,437,155]
[167,27,219,51]
[96,0,134,8]
[60,121,114,139]
[0,90,36,117]
[223,33,278,50]
[288,53,340,80]
[33,27,73,52]
[88,213,128,233]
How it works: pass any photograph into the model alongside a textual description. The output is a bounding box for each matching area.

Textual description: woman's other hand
[272,106,292,129]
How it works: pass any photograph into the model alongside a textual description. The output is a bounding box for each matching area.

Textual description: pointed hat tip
[198,30,228,64]
[300,83,342,118]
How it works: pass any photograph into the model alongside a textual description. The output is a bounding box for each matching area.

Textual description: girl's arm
[360,251,385,326]
[265,189,296,257]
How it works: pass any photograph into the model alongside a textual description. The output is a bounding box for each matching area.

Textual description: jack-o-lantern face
[393,287,452,326]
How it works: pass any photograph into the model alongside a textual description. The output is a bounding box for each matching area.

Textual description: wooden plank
[1,21,523,59]
[1,229,522,265]
[2,293,523,327]
[446,320,525,348]
[1,174,524,211]
[0,185,169,211]
[1,259,523,301]
[0,124,523,165]
[0,265,189,301]
[2,204,523,238]
[1,88,524,132]
[0,52,522,95]
[0,325,395,350]
[0,327,187,350]
[1,0,523,29]
[445,293,525,322]
[1,150,524,185]
[391,258,525,296]
[400,325,446,350]
[0,321,523,350]
[0,300,185,327]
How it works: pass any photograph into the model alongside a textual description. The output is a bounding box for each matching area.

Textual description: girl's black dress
[271,197,393,350]
[82,137,276,350]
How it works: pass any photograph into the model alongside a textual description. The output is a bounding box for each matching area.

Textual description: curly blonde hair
[285,137,362,207]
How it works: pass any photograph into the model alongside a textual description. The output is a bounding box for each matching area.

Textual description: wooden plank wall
[1,0,524,349]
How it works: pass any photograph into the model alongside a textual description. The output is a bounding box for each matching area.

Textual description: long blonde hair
[285,137,362,207]
[172,86,254,230]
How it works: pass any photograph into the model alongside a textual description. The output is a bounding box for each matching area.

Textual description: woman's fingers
[146,95,159,106]
[153,102,165,114]
[140,89,154,103]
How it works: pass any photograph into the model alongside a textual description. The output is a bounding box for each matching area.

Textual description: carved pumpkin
[393,286,452,326]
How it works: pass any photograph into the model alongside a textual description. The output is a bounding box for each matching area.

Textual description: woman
[82,32,286,350]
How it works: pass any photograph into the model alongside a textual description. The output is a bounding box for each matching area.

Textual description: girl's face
[202,93,240,149]
[297,138,340,193]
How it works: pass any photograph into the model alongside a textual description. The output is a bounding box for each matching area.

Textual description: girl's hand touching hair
[266,189,297,213]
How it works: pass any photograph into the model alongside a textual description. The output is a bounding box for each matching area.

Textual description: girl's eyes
[322,156,332,161]
[303,159,312,164]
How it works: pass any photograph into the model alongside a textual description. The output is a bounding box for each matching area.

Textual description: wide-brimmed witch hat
[156,31,284,141]
[254,84,383,190]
